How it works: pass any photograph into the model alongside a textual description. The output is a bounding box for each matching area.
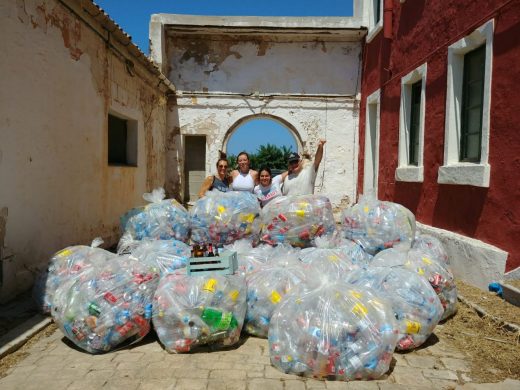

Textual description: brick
[104,378,141,390]
[440,358,471,372]
[325,380,350,389]
[248,378,284,390]
[422,369,459,381]
[207,379,248,390]
[306,379,327,389]
[209,369,247,380]
[378,384,435,390]
[175,378,208,390]
[247,370,264,378]
[170,368,210,379]
[265,365,299,380]
[138,379,176,390]
[284,379,307,390]
[404,355,438,369]
[392,353,409,367]
[344,381,380,389]
[391,367,433,387]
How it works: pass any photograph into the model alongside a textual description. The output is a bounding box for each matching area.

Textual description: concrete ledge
[458,294,520,333]
[500,283,520,308]
[417,223,508,290]
[0,315,52,359]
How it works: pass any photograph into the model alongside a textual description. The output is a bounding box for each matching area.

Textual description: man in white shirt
[282,139,326,196]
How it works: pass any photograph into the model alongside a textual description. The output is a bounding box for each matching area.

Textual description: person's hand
[318,139,327,147]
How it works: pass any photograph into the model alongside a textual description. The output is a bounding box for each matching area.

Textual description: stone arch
[222,114,304,154]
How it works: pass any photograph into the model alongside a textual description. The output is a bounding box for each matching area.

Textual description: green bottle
[201,307,238,331]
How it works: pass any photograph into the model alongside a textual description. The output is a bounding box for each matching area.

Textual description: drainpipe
[384,0,393,39]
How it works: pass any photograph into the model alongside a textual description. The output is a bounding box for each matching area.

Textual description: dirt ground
[439,280,520,383]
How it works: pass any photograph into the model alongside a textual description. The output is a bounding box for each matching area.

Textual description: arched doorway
[223,115,302,172]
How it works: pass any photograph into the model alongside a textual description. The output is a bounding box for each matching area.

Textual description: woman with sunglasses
[230,151,258,192]
[198,152,231,198]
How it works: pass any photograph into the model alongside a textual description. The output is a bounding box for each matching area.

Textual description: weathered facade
[358,0,520,288]
[0,0,171,301]
[150,14,367,209]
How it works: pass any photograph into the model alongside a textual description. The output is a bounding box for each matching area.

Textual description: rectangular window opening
[408,80,422,166]
[108,113,137,167]
[460,45,485,163]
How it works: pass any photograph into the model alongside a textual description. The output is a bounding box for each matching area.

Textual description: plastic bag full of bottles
[260,195,336,248]
[269,283,398,380]
[341,194,416,255]
[346,267,444,350]
[371,247,457,321]
[119,188,190,249]
[152,273,246,353]
[51,255,159,353]
[32,238,115,314]
[190,191,261,246]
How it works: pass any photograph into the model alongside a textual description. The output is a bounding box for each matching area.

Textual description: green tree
[227,144,293,171]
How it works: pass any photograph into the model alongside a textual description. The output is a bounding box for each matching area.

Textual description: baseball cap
[287,152,300,163]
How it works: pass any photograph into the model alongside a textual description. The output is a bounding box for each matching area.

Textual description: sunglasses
[289,160,299,165]
[218,164,228,168]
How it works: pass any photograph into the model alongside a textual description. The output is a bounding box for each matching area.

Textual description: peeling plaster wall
[0,0,167,301]
[168,35,361,95]
[163,32,362,209]
[167,95,358,211]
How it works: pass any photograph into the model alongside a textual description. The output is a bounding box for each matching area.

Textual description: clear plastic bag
[341,194,415,255]
[51,255,160,353]
[190,191,261,245]
[128,239,191,276]
[413,234,449,264]
[371,248,457,320]
[346,267,443,350]
[119,188,190,251]
[269,283,398,380]
[152,274,246,353]
[32,238,114,314]
[299,247,361,283]
[260,195,336,248]
[245,259,309,337]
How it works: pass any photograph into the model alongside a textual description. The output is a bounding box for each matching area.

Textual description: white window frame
[438,19,494,187]
[363,89,381,197]
[396,63,427,182]
[366,0,384,43]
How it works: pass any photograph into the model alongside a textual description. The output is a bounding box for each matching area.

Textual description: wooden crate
[187,250,238,276]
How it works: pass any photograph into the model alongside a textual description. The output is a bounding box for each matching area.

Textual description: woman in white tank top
[231,151,258,193]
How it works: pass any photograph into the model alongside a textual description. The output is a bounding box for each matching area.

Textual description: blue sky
[94,0,354,153]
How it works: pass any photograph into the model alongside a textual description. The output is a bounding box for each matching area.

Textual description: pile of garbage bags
[269,283,398,380]
[260,195,336,248]
[342,194,416,255]
[37,188,459,383]
[152,274,246,353]
[51,255,159,353]
[190,191,261,245]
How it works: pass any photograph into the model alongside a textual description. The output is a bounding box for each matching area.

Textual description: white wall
[167,95,358,211]
[0,0,167,301]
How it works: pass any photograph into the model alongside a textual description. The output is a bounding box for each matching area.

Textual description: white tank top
[231,171,255,192]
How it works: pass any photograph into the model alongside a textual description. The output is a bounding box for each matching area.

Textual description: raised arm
[313,139,326,172]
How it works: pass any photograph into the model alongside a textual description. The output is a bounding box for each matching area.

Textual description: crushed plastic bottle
[260,195,336,248]
[341,194,415,255]
[51,255,159,353]
[190,191,261,246]
[152,273,246,353]
[32,238,115,314]
[269,283,398,380]
[346,267,444,350]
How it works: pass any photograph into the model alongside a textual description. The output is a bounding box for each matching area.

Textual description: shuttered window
[409,80,422,166]
[460,45,485,162]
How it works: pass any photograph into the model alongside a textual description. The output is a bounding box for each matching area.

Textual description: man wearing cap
[282,139,326,196]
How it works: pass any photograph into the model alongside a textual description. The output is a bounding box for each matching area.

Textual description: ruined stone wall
[0,0,167,301]
[163,32,362,209]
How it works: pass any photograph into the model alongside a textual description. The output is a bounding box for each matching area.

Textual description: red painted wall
[358,0,520,271]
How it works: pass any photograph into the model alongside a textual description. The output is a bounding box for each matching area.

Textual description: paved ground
[2,321,517,390]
